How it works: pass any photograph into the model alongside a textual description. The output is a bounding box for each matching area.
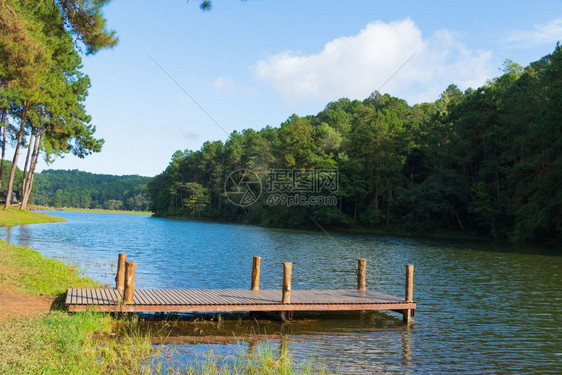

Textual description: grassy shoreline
[29,205,152,215]
[0,208,66,226]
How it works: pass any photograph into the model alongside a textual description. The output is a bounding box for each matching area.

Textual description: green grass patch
[158,342,325,374]
[67,208,152,215]
[29,205,152,215]
[0,311,154,375]
[0,240,99,295]
[0,208,66,226]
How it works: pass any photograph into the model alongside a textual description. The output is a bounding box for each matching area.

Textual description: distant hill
[32,170,153,211]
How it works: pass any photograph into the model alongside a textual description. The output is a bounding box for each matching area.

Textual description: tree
[182,182,209,215]
[0,0,112,209]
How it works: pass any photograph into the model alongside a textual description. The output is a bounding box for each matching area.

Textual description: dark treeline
[148,46,562,244]
[33,170,151,211]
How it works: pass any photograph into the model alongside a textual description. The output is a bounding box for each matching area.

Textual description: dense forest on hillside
[33,170,151,211]
[148,46,562,243]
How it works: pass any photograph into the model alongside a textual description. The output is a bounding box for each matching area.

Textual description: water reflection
[142,312,415,373]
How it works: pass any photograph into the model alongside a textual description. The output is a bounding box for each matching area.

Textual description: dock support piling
[123,261,136,304]
[403,264,414,323]
[357,258,367,291]
[115,253,127,291]
[251,256,261,291]
[282,262,292,304]
[281,262,292,321]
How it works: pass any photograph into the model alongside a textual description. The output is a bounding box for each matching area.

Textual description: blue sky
[34,0,562,177]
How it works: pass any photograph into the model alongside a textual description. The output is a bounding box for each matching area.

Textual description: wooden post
[357,258,367,291]
[115,253,127,291]
[403,264,414,323]
[251,256,261,291]
[282,262,292,304]
[123,261,136,304]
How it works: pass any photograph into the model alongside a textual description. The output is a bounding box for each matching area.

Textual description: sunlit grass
[28,205,152,215]
[0,240,99,295]
[0,311,154,374]
[0,207,65,226]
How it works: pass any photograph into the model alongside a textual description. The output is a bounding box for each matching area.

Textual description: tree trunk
[21,131,41,210]
[5,101,28,209]
[20,129,34,206]
[0,107,7,189]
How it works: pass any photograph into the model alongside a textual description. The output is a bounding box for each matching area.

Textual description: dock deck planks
[65,288,416,314]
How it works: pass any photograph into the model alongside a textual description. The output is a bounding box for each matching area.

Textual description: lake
[3,210,562,373]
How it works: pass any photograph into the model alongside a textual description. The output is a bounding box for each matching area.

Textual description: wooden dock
[65,255,416,322]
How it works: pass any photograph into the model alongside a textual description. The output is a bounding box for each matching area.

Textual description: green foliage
[33,169,152,211]
[148,46,562,244]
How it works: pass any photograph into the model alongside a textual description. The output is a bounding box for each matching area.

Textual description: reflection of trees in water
[19,225,29,247]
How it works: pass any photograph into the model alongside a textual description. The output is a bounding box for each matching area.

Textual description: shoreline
[29,205,152,215]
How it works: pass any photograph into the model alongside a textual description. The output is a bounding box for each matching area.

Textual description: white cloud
[254,19,493,105]
[507,18,562,47]
[210,76,235,94]
[208,76,258,96]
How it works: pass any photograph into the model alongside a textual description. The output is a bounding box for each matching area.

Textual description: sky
[32,0,562,177]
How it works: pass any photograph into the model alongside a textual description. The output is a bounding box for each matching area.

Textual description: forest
[32,169,151,211]
[148,45,562,244]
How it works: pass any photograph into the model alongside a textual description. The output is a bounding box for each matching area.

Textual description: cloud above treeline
[254,19,493,105]
[506,18,562,47]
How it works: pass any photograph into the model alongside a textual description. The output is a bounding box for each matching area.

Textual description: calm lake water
[3,211,562,373]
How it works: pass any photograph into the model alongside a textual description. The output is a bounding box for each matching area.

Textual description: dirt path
[0,288,55,322]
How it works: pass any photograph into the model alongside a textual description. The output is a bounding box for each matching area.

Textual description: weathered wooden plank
[103,288,115,305]
[160,289,180,305]
[152,290,171,304]
[167,289,188,305]
[134,289,149,305]
[145,289,165,305]
[152,289,170,305]
[65,288,72,305]
[68,301,416,313]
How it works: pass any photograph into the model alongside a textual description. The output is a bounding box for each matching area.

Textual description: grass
[0,240,99,295]
[149,342,324,374]
[29,205,152,216]
[0,213,326,374]
[0,207,66,226]
[0,311,154,375]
